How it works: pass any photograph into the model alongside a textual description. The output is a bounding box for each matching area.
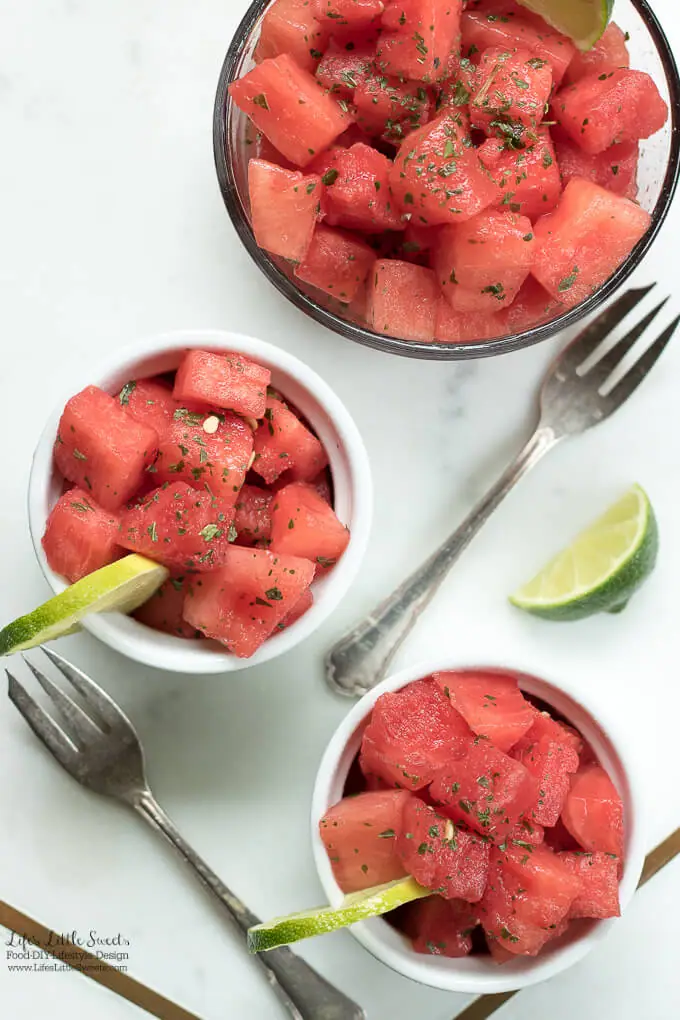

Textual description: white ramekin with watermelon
[27,331,372,673]
[309,658,644,992]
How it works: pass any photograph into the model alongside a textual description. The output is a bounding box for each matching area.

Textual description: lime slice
[0,555,169,655]
[247,878,429,953]
[510,484,658,622]
[516,0,613,50]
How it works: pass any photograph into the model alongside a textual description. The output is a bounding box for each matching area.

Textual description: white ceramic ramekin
[28,329,373,673]
[311,657,645,994]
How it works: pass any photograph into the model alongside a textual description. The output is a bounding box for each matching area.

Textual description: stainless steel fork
[7,648,365,1020]
[327,285,680,698]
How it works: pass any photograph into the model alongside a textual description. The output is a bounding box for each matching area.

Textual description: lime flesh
[0,555,169,655]
[247,878,430,953]
[516,0,613,50]
[510,485,658,622]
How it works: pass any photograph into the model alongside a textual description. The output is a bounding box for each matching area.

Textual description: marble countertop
[1,1,679,1017]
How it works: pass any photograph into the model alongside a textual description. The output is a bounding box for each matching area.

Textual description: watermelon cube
[511,729,580,827]
[532,179,651,308]
[280,586,314,627]
[389,112,499,225]
[308,469,332,504]
[42,488,121,583]
[563,23,630,86]
[133,575,201,639]
[360,678,473,790]
[173,350,271,420]
[368,260,439,341]
[461,3,576,85]
[182,546,315,657]
[404,897,479,957]
[484,127,562,220]
[324,144,403,232]
[314,0,384,26]
[255,0,328,73]
[502,843,582,928]
[353,76,433,144]
[561,765,624,859]
[515,709,583,757]
[377,0,462,83]
[500,278,562,335]
[117,378,182,437]
[315,40,375,97]
[229,54,352,168]
[558,851,620,919]
[295,224,376,301]
[154,409,254,506]
[252,396,328,484]
[397,798,490,901]
[435,299,506,343]
[433,670,534,752]
[118,483,235,572]
[433,209,536,313]
[479,863,545,956]
[470,47,553,136]
[552,69,668,155]
[247,159,323,263]
[319,790,411,892]
[269,482,350,566]
[54,385,159,512]
[233,484,273,547]
[430,742,536,841]
[554,134,638,201]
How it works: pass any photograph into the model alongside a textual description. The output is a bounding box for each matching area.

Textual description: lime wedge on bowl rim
[517,0,613,50]
[247,878,429,953]
[510,484,658,622]
[0,554,169,656]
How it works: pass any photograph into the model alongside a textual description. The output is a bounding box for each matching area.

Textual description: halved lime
[247,878,429,953]
[510,485,658,622]
[0,555,169,655]
[516,0,613,50]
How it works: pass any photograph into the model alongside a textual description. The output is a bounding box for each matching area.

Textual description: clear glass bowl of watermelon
[214,0,680,360]
[312,658,645,992]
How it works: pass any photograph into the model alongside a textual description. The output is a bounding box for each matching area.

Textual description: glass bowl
[213,0,680,361]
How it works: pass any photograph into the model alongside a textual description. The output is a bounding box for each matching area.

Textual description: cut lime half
[247,878,429,953]
[0,555,169,656]
[510,484,658,622]
[517,0,613,50]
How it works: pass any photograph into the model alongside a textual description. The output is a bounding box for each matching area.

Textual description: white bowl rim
[311,655,646,994]
[28,328,373,674]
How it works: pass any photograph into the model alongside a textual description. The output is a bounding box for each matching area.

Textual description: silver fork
[6,648,365,1020]
[328,285,680,698]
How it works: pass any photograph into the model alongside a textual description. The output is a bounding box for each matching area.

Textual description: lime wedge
[516,0,613,50]
[510,485,658,622]
[0,555,169,655]
[247,878,429,953]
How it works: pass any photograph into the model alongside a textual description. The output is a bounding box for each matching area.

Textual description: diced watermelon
[269,482,350,566]
[133,575,201,639]
[229,54,352,168]
[397,798,490,901]
[563,23,630,87]
[485,127,562,220]
[515,709,584,758]
[319,790,411,892]
[118,378,181,437]
[315,40,375,97]
[233,484,273,547]
[353,75,433,144]
[461,3,576,85]
[404,897,479,957]
[360,679,473,790]
[435,299,506,343]
[389,112,499,225]
[561,765,624,859]
[470,47,553,137]
[368,260,438,341]
[554,134,638,201]
[173,350,271,420]
[255,0,328,73]
[511,729,580,827]
[247,159,323,262]
[280,586,314,626]
[295,224,376,300]
[439,54,479,109]
[433,670,534,752]
[118,484,235,572]
[309,469,332,504]
[42,488,121,583]
[154,409,254,506]
[486,932,517,964]
[182,546,315,657]
[433,209,535,313]
[314,0,384,26]
[430,742,536,840]
[558,851,621,919]
[509,814,544,847]
[377,0,462,82]
[500,278,562,335]
[480,862,546,956]
[324,144,403,231]
[552,69,668,155]
[252,396,328,484]
[54,385,159,513]
[532,179,651,308]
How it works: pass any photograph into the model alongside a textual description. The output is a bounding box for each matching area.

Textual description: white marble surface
[1,1,680,1017]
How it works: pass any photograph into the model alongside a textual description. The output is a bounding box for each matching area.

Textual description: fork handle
[131,791,365,1020]
[326,425,559,698]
